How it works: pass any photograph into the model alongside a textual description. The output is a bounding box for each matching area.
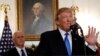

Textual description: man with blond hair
[33,7,99,56]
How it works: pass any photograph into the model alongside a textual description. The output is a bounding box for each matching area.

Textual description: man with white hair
[2,31,34,56]
[32,2,44,17]
[30,2,52,34]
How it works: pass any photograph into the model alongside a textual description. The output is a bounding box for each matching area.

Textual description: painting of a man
[23,0,53,35]
[30,2,52,34]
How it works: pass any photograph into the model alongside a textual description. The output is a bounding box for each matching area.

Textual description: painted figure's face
[32,3,43,16]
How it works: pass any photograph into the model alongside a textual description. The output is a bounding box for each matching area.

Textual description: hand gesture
[85,26,99,45]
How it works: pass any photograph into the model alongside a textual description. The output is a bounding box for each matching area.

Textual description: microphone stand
[70,23,86,56]
[77,24,87,56]
[80,27,84,38]
[79,27,86,56]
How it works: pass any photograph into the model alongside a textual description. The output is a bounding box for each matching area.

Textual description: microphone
[70,18,84,38]
[70,22,81,30]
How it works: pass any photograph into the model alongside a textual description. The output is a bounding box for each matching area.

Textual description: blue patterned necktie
[65,32,71,56]
[21,49,26,56]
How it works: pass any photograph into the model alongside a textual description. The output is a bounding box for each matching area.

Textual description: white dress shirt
[16,47,27,56]
[58,28,97,52]
[58,28,72,52]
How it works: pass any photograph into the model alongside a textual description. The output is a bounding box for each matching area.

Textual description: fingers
[96,32,99,38]
[86,26,99,45]
[93,28,96,35]
[88,26,99,38]
[90,26,96,35]
[88,26,90,36]
[88,26,94,36]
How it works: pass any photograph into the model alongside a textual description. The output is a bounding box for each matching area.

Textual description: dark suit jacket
[2,48,34,56]
[33,29,96,56]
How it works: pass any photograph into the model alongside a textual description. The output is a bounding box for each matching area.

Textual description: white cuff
[85,41,98,51]
[88,45,98,51]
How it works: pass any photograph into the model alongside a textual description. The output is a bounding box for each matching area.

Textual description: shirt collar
[58,28,71,40]
[58,28,70,35]
[16,46,26,56]
[58,28,66,35]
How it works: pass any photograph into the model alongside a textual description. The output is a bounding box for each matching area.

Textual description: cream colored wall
[0,0,17,39]
[0,0,100,46]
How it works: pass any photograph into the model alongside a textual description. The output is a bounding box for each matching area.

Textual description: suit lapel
[25,48,32,56]
[54,29,68,54]
[71,32,82,55]
[53,29,85,55]
[26,48,30,56]
[71,32,78,53]
[14,48,20,56]
[55,29,81,55]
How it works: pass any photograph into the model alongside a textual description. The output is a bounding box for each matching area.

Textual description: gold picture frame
[17,0,58,41]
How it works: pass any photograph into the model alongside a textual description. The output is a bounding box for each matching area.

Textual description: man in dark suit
[2,31,34,56]
[33,7,99,56]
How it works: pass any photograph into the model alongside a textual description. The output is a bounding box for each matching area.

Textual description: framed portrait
[17,0,58,41]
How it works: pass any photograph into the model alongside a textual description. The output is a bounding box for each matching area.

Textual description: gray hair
[12,31,24,40]
[32,2,44,11]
